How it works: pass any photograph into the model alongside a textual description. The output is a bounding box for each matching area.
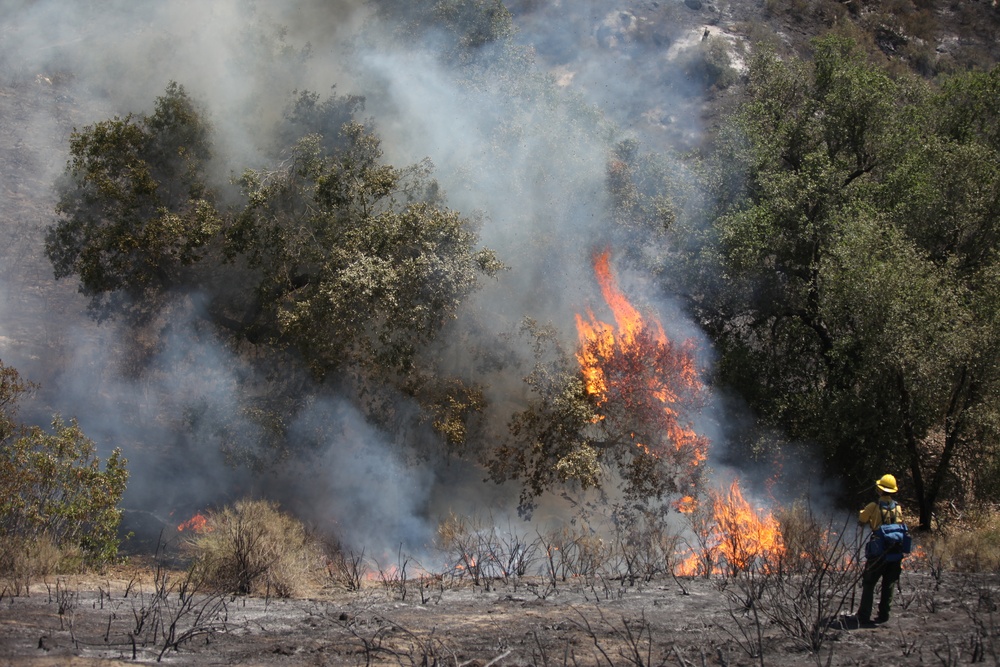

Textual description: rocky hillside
[508,0,1000,151]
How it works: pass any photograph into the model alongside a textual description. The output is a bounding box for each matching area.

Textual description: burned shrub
[437,513,540,587]
[325,545,369,591]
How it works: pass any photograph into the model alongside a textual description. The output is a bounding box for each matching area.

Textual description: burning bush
[490,251,710,514]
[574,250,710,495]
[185,499,323,597]
[675,480,784,577]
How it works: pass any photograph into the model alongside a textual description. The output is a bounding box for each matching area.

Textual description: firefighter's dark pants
[859,557,902,621]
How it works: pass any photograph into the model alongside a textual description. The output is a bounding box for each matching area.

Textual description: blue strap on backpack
[865,501,912,563]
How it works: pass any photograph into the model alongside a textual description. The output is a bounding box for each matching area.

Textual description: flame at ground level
[177,512,212,533]
[674,479,785,576]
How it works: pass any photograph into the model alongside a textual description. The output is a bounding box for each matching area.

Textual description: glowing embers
[574,249,708,466]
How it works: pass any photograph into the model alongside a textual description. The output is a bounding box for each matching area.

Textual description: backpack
[864,501,912,563]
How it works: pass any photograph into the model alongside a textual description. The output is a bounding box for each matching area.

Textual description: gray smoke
[0,0,794,558]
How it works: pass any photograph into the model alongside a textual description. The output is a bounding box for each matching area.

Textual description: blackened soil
[0,567,997,666]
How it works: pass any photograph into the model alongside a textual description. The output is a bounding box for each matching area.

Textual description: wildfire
[673,479,785,576]
[574,250,787,578]
[177,512,212,533]
[674,495,697,514]
[455,556,477,571]
[711,479,783,573]
[574,249,708,466]
[674,552,702,577]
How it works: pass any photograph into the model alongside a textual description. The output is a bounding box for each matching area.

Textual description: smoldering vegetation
[0,0,735,562]
[5,499,1000,666]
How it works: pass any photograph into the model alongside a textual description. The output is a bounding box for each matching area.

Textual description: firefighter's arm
[858,502,876,528]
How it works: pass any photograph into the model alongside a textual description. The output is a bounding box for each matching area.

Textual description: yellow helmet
[876,474,898,494]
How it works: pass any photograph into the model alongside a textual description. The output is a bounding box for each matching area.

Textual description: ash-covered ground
[0,564,997,666]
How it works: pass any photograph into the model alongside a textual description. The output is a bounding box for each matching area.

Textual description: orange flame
[574,250,708,466]
[671,481,785,576]
[710,480,783,573]
[674,495,697,514]
[674,552,703,577]
[575,251,785,576]
[455,556,477,571]
[177,512,212,533]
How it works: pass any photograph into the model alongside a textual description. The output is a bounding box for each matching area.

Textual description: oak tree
[47,82,220,320]
[701,36,1000,527]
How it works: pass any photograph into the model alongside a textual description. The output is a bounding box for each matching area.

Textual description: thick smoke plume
[0,0,803,560]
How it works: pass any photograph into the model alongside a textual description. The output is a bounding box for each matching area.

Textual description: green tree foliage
[0,361,34,440]
[228,115,504,384]
[607,138,678,238]
[48,84,503,455]
[0,361,128,569]
[702,36,1000,528]
[47,82,221,319]
[370,0,515,55]
[487,321,602,513]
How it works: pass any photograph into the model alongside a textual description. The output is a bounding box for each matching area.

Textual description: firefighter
[853,473,905,626]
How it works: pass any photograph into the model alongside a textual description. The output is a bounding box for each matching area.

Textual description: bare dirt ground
[0,561,997,666]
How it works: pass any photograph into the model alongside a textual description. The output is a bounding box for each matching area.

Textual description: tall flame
[673,479,786,576]
[711,479,783,573]
[573,251,785,577]
[574,249,708,467]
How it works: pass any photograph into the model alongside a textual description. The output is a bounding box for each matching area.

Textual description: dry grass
[11,499,1000,611]
[184,498,325,597]
[919,512,1000,573]
[0,534,90,594]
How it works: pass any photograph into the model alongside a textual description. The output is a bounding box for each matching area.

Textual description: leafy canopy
[47,82,221,319]
[48,83,504,459]
[229,119,504,382]
[699,35,1000,527]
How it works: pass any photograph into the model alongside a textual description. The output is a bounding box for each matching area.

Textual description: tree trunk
[897,371,931,529]
[926,368,975,529]
[898,368,974,530]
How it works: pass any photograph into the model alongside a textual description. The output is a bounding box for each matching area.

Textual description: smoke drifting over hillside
[0,0,771,559]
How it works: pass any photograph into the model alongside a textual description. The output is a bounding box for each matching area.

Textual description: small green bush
[0,418,128,568]
[678,36,739,92]
[0,362,129,573]
[187,499,322,596]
